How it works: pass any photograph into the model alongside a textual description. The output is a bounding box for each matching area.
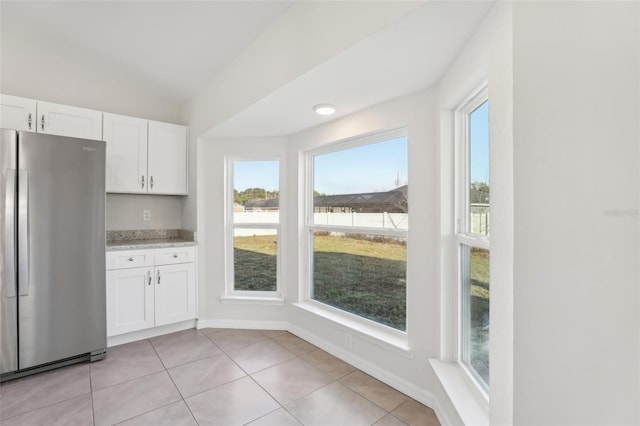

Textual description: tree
[234,187,279,205]
[470,182,490,204]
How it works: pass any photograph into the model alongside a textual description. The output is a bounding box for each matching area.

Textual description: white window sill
[292,302,412,357]
[219,295,285,306]
[429,359,489,426]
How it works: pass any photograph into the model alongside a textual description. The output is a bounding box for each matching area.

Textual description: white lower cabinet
[154,262,196,327]
[106,247,196,337]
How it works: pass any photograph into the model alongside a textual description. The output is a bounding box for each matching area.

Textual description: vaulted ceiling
[1,1,494,137]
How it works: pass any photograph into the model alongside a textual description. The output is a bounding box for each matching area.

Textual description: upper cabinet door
[147,120,187,195]
[0,95,37,132]
[103,113,148,193]
[37,101,102,141]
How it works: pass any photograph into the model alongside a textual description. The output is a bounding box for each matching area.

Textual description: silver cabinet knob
[128,257,134,261]
[173,254,178,258]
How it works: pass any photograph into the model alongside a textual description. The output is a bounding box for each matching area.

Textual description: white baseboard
[107,320,196,347]
[107,318,453,425]
[197,318,288,331]
[287,324,452,426]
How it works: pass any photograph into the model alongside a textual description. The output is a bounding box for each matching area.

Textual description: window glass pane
[469,101,489,235]
[312,231,406,331]
[313,137,408,230]
[461,245,490,386]
[234,229,277,291]
[233,160,279,224]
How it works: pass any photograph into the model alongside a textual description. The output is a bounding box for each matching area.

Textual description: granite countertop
[106,229,196,251]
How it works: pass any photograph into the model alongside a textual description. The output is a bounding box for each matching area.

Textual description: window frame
[302,128,409,335]
[225,157,282,299]
[454,85,490,398]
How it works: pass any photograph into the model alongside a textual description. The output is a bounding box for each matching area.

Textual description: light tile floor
[0,329,440,426]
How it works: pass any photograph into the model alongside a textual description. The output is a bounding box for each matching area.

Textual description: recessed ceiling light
[313,104,336,115]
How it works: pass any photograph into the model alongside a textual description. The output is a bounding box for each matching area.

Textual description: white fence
[233,212,409,237]
[234,210,490,237]
[312,212,408,230]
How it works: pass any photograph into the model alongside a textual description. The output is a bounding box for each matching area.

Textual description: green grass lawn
[468,247,490,384]
[313,233,407,330]
[234,235,277,291]
[234,234,489,336]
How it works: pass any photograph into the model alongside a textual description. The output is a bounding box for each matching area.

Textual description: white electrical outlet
[143,210,151,221]
[344,333,353,349]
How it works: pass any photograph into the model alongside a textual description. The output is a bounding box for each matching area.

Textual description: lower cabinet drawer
[154,246,195,265]
[106,250,154,270]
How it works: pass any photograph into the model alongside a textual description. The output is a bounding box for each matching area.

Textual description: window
[227,160,280,295]
[306,130,408,331]
[456,89,490,392]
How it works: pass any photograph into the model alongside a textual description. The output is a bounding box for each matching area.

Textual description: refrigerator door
[18,132,106,369]
[0,129,18,374]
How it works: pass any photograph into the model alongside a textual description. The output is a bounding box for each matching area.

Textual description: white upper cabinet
[147,120,188,195]
[1,94,187,195]
[0,94,37,131]
[0,95,102,140]
[103,113,148,193]
[37,101,102,140]
[104,115,188,195]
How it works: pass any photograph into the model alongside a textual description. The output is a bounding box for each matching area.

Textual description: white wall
[286,87,445,415]
[512,2,639,424]
[0,32,182,122]
[436,2,513,424]
[180,1,424,232]
[191,3,509,424]
[1,32,187,231]
[196,137,288,324]
[106,194,183,231]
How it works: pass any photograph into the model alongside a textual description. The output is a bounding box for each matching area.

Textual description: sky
[314,136,408,195]
[470,100,490,184]
[234,137,408,195]
[234,116,488,196]
[234,160,279,192]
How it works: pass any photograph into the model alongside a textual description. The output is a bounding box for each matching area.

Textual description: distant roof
[245,198,280,209]
[314,185,407,208]
[244,185,407,209]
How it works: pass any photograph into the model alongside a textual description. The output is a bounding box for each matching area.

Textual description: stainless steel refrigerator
[0,129,106,381]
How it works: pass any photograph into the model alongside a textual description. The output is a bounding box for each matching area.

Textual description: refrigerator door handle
[18,169,29,296]
[4,169,16,298]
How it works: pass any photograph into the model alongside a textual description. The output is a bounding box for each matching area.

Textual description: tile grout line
[203,330,295,424]
[89,364,96,426]
[205,330,325,425]
[146,336,201,426]
[0,365,93,424]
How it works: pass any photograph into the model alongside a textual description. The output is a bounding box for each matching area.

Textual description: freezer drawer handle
[4,169,16,298]
[18,170,29,296]
[27,113,32,130]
